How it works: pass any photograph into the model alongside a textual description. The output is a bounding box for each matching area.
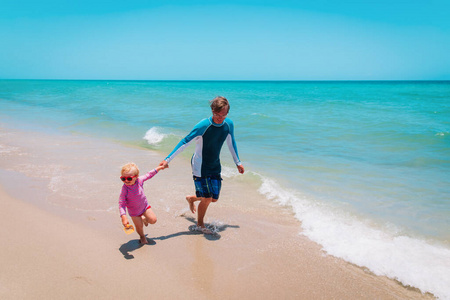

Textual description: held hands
[158,160,169,170]
[156,161,169,172]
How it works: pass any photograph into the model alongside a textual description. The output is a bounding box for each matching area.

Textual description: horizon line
[1,78,449,82]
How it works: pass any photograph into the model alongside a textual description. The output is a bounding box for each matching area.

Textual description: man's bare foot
[193,225,214,235]
[142,215,148,227]
[140,237,148,244]
[200,226,213,235]
[186,196,197,213]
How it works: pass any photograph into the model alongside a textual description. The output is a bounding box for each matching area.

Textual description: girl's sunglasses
[120,175,137,182]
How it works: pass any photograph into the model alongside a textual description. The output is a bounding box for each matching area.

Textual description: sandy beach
[0,125,434,299]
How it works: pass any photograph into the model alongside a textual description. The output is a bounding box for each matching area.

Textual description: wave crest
[143,127,167,145]
[257,174,450,299]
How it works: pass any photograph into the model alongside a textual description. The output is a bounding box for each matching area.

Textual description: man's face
[212,108,228,123]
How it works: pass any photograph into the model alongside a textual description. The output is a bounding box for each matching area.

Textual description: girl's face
[121,172,138,186]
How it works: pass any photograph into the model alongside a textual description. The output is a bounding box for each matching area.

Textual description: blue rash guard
[165,117,242,177]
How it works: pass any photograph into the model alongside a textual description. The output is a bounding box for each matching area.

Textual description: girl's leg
[142,207,157,225]
[142,215,148,227]
[131,216,147,244]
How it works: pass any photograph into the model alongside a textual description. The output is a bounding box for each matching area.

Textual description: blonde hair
[121,163,139,176]
[210,96,230,113]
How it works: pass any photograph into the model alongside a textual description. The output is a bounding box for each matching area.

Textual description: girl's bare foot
[140,237,148,244]
[186,196,197,213]
[141,215,148,227]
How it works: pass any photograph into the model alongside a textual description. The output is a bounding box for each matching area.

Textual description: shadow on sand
[119,216,240,259]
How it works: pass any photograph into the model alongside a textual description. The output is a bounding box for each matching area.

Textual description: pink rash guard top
[119,169,158,217]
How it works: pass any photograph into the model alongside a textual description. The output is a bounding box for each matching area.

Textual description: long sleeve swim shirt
[165,117,242,177]
[119,169,158,217]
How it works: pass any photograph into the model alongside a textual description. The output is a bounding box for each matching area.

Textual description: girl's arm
[140,166,164,182]
[156,165,165,172]
[121,214,129,227]
[118,186,128,226]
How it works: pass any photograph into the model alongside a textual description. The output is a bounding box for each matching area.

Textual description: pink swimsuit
[119,169,158,217]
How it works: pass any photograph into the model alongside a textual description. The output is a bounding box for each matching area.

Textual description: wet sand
[0,125,434,299]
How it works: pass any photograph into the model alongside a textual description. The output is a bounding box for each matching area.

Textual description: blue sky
[1,0,449,80]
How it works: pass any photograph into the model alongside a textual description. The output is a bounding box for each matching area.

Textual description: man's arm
[225,120,244,174]
[159,119,210,167]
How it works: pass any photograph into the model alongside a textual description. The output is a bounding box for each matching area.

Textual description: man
[159,96,245,234]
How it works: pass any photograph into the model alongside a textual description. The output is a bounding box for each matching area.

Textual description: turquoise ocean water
[1,80,449,298]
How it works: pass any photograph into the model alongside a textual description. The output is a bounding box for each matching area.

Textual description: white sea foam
[0,144,27,156]
[221,165,240,178]
[48,175,61,193]
[258,175,450,299]
[435,131,449,137]
[143,127,166,145]
[0,144,18,154]
[251,112,269,118]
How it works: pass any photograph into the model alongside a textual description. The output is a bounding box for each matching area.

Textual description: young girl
[119,162,165,244]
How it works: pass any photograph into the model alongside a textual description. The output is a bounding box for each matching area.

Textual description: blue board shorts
[193,175,222,200]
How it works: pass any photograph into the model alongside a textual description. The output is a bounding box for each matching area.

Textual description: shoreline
[0,125,434,299]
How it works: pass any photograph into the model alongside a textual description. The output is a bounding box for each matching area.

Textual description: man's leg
[186,195,200,213]
[197,197,213,228]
